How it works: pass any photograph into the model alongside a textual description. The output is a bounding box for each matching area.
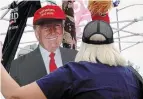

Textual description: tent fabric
[2,1,41,72]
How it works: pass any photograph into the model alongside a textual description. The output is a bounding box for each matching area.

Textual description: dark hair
[34,19,63,25]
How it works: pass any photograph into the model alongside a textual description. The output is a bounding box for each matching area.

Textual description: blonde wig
[75,34,126,66]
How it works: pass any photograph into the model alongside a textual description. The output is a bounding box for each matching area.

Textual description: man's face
[35,20,63,52]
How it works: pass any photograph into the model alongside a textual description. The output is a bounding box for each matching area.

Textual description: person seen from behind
[1,20,142,99]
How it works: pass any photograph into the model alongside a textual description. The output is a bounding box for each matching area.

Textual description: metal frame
[115,4,143,52]
[0,2,143,52]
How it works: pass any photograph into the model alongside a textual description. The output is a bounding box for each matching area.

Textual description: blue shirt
[36,61,140,99]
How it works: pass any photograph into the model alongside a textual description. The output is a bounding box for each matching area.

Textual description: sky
[0,0,143,98]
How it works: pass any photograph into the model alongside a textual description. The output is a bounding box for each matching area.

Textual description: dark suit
[9,47,77,86]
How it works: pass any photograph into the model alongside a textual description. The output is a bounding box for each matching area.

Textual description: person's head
[33,5,66,52]
[75,20,126,66]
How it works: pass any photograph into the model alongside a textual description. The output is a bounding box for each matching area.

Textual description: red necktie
[49,52,57,72]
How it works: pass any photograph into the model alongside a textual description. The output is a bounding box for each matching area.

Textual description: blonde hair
[75,34,126,66]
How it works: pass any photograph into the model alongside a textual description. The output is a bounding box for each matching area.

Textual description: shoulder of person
[63,61,81,68]
[12,48,40,64]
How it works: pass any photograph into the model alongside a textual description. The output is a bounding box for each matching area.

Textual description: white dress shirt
[39,45,63,74]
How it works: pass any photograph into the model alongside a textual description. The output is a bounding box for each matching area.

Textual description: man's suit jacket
[9,47,78,86]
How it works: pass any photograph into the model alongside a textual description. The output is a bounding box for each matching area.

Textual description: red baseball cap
[33,5,66,25]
